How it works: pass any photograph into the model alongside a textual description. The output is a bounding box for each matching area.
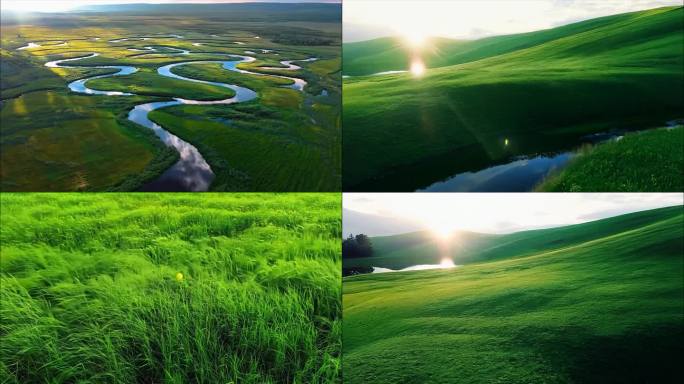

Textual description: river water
[37,40,315,191]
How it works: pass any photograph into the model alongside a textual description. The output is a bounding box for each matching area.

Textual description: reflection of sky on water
[373,264,461,273]
[39,42,315,191]
[130,101,214,192]
[419,152,574,192]
[47,53,139,95]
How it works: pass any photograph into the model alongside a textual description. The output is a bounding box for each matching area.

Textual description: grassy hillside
[344,205,683,271]
[343,6,684,191]
[343,206,684,383]
[343,9,658,76]
[538,126,684,191]
[343,8,656,76]
[0,193,341,383]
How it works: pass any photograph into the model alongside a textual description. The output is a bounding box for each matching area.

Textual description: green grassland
[343,6,684,191]
[147,56,341,191]
[1,3,341,191]
[343,206,684,383]
[87,67,237,101]
[343,205,683,270]
[0,192,341,383]
[537,126,684,192]
[0,91,178,191]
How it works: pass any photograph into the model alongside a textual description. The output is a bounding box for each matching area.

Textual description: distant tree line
[342,266,373,277]
[272,37,334,46]
[343,234,373,258]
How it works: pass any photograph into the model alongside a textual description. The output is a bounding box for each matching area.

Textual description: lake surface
[372,263,460,273]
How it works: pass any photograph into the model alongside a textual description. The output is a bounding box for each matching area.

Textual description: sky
[344,193,683,236]
[1,0,340,12]
[344,0,683,42]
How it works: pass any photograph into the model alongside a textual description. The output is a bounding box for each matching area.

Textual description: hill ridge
[343,205,683,272]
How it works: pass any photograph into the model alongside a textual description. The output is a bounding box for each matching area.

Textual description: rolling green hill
[343,205,684,383]
[343,6,684,191]
[343,205,683,271]
[343,8,664,76]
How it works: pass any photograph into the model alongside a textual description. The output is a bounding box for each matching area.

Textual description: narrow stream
[418,153,574,192]
[418,122,682,192]
[38,40,313,191]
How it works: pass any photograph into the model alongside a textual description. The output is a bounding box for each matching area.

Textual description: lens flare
[410,59,425,77]
[440,258,456,268]
[404,32,427,47]
[433,227,452,239]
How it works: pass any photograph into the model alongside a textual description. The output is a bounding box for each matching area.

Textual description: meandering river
[36,41,317,191]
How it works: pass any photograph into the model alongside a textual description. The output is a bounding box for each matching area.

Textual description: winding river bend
[39,43,316,191]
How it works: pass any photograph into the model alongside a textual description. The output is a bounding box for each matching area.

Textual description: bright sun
[440,258,456,268]
[410,59,425,77]
[404,32,427,47]
[431,225,455,240]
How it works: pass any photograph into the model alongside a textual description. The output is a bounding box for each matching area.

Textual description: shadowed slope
[343,6,684,191]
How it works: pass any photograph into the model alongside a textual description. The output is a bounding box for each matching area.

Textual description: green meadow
[1,3,341,191]
[343,206,684,383]
[343,6,684,191]
[149,56,341,191]
[0,193,341,383]
[537,126,684,192]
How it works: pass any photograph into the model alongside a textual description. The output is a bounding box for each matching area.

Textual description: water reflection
[38,41,314,191]
[16,42,42,50]
[46,53,139,96]
[129,102,214,192]
[372,263,460,273]
[418,153,574,192]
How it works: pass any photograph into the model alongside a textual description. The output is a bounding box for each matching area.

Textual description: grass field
[1,3,341,191]
[343,206,684,383]
[537,126,684,192]
[0,193,341,383]
[147,57,341,191]
[342,6,684,191]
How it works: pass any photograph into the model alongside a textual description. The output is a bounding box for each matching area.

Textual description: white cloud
[344,0,682,42]
[343,193,683,234]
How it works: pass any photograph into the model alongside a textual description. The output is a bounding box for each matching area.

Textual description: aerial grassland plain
[343,206,684,383]
[1,193,341,383]
[342,7,684,191]
[1,3,341,192]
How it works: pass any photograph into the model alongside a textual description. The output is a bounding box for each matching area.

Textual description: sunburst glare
[404,31,427,47]
[410,59,425,77]
[439,258,456,268]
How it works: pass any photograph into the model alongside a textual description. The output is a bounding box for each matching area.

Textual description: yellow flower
[175,272,184,281]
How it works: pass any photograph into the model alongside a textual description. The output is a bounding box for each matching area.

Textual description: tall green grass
[0,193,341,383]
[537,126,684,191]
